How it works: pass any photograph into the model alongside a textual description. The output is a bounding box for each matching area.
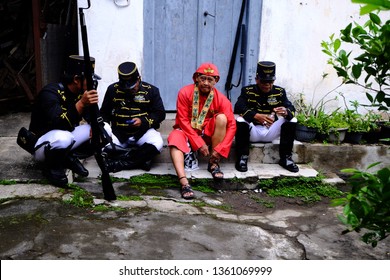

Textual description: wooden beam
[31,0,42,93]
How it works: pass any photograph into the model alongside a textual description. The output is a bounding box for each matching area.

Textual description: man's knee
[150,137,164,151]
[215,113,227,128]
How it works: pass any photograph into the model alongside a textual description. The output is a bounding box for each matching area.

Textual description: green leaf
[334,66,349,78]
[365,66,377,76]
[376,91,385,102]
[334,39,341,52]
[369,12,381,25]
[360,5,380,15]
[340,52,349,67]
[367,162,382,170]
[322,49,333,56]
[352,64,362,79]
[352,26,365,38]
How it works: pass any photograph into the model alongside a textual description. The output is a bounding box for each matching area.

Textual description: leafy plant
[328,110,349,129]
[293,89,342,133]
[351,0,390,15]
[64,184,94,208]
[342,100,380,133]
[332,163,390,247]
[321,10,390,111]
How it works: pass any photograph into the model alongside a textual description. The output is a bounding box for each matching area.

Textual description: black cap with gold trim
[256,61,276,81]
[118,62,140,89]
[65,55,101,80]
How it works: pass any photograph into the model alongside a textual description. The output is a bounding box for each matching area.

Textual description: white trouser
[112,128,164,152]
[34,123,112,162]
[236,116,288,143]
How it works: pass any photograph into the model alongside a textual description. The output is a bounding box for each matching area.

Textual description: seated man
[100,62,166,172]
[25,55,105,186]
[168,63,237,199]
[234,61,299,173]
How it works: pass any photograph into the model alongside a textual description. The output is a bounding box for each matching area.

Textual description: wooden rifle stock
[79,3,116,200]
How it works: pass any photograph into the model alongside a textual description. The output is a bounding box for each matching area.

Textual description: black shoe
[279,156,299,173]
[235,155,249,172]
[140,160,152,171]
[42,167,68,187]
[66,155,89,177]
[104,158,138,173]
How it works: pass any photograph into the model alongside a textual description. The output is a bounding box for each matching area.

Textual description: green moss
[0,180,17,185]
[258,176,344,203]
[117,195,143,201]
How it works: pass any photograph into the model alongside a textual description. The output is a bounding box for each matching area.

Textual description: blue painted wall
[143,0,262,110]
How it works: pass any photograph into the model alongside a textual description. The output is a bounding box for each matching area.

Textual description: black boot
[104,143,159,173]
[235,155,249,172]
[279,122,299,172]
[71,141,94,159]
[235,121,250,172]
[43,145,69,187]
[102,143,136,159]
[279,155,299,172]
[65,154,89,177]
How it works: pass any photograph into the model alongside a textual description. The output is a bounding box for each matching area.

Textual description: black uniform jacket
[234,84,295,125]
[100,81,166,142]
[29,83,83,137]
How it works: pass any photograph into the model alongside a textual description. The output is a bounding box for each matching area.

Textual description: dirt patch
[216,190,335,215]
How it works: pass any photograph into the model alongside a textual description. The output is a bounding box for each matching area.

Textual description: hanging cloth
[191,86,214,130]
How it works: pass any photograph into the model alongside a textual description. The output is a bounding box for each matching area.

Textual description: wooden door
[144,0,262,110]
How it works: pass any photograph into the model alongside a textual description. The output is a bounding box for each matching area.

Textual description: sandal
[181,184,194,199]
[179,176,194,199]
[207,161,224,180]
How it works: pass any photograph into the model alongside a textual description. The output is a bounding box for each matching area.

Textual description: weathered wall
[258,0,380,113]
[80,0,389,111]
[80,0,144,105]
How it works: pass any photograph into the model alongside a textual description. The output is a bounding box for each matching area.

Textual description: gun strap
[96,115,117,153]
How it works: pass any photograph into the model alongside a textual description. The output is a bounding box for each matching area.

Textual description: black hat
[65,55,101,80]
[256,61,276,81]
[118,62,140,89]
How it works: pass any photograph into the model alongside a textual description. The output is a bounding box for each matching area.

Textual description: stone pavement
[0,112,389,260]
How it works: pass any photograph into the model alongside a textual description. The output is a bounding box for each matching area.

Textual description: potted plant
[326,110,349,144]
[295,113,318,142]
[362,111,382,144]
[293,92,337,142]
[342,101,374,144]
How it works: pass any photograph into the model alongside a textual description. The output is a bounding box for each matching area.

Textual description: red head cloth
[193,62,220,83]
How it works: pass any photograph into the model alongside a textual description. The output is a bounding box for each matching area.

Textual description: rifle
[79,1,116,200]
[225,0,247,100]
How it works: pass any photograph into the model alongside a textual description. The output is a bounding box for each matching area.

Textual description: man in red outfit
[167,63,236,199]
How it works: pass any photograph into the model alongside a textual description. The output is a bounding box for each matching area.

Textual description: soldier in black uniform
[100,62,166,172]
[234,61,299,173]
[28,55,107,186]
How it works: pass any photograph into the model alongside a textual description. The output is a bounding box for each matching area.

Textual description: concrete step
[157,113,305,164]
[84,110,319,183]
[83,158,319,186]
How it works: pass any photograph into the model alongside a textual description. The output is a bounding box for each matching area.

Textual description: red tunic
[168,84,236,158]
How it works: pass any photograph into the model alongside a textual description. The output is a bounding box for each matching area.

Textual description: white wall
[79,0,389,112]
[78,0,144,106]
[259,0,389,114]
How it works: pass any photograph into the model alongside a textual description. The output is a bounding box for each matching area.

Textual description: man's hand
[81,89,99,106]
[76,89,98,114]
[254,113,274,127]
[199,144,210,157]
[274,106,288,117]
[129,118,142,127]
